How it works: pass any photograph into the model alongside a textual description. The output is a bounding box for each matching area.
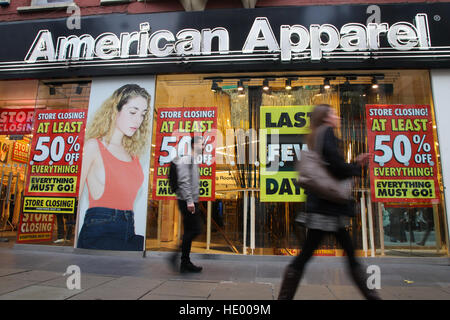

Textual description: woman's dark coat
[305,126,362,217]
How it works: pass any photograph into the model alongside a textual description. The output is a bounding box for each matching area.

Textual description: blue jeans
[77,207,144,251]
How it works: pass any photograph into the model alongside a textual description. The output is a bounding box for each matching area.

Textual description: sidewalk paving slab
[0,247,449,300]
[438,283,450,294]
[208,282,274,300]
[2,270,62,282]
[0,268,29,277]
[68,277,164,300]
[140,293,207,300]
[0,285,82,300]
[150,280,219,299]
[381,286,450,300]
[272,283,337,300]
[40,273,117,290]
[327,285,365,300]
[0,278,37,296]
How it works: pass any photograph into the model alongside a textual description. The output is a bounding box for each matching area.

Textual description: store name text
[25,14,431,63]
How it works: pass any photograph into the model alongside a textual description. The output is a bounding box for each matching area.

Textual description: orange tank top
[88,139,144,211]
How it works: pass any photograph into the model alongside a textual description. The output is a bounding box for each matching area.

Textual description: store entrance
[147,71,448,257]
[381,204,443,256]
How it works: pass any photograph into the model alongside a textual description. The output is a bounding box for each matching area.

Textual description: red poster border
[366,104,439,203]
[24,109,87,198]
[17,109,87,243]
[152,107,217,201]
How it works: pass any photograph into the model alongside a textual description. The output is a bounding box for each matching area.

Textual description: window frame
[17,0,76,13]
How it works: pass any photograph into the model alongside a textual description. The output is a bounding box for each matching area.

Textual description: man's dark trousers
[177,200,202,262]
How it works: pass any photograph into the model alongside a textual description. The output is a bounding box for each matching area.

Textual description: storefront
[0,2,449,257]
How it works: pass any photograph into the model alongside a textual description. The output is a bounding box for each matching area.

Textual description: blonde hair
[86,84,152,157]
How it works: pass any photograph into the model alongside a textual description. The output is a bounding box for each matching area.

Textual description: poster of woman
[75,77,155,251]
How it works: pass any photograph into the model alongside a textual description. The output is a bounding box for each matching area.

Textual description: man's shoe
[180,261,203,273]
[53,239,65,244]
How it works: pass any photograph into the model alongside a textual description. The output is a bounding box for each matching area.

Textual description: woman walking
[278,104,380,300]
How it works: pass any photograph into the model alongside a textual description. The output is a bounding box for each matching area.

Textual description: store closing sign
[0,108,34,135]
[366,105,440,203]
[12,140,30,163]
[17,109,87,243]
[260,106,313,202]
[152,107,217,201]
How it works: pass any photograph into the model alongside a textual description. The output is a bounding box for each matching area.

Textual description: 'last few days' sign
[259,106,313,202]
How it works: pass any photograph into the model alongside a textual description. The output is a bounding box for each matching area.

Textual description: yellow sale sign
[259,106,314,202]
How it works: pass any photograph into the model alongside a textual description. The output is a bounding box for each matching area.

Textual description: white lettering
[56,34,95,61]
[415,14,431,49]
[176,29,201,55]
[65,265,81,290]
[310,24,340,60]
[367,265,381,290]
[242,17,280,54]
[119,32,140,59]
[149,30,175,57]
[387,22,418,49]
[340,23,368,52]
[95,33,120,59]
[367,22,388,50]
[280,24,310,61]
[25,30,56,63]
[201,27,230,55]
[23,14,432,64]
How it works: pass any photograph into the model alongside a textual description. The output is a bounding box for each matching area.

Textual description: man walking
[169,135,204,273]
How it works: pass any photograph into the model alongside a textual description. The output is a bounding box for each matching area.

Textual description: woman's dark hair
[307,104,331,150]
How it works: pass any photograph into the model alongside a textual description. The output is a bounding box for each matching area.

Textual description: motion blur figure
[278,104,381,300]
[169,136,204,273]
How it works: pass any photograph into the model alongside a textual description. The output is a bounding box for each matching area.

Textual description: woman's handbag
[296,125,353,204]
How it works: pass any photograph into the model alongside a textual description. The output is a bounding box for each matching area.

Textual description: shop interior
[0,79,91,245]
[147,70,449,257]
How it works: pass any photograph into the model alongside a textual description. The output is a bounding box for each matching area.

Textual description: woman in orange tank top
[77,84,151,251]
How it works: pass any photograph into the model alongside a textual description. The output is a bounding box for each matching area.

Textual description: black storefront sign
[2,3,450,79]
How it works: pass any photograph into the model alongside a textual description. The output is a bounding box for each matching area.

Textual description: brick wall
[257,0,449,6]
[1,0,449,22]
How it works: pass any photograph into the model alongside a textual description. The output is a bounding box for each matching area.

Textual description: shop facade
[0,2,449,257]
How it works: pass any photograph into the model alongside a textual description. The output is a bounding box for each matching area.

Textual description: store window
[31,0,73,5]
[147,70,447,257]
[0,79,91,246]
[0,80,37,244]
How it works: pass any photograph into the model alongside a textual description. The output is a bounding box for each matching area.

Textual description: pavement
[0,243,449,301]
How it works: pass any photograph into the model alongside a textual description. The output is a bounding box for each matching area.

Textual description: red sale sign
[152,107,217,201]
[17,109,87,243]
[11,140,30,163]
[366,104,439,203]
[0,108,34,135]
[24,109,87,198]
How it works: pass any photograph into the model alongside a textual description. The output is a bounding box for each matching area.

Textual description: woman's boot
[277,265,303,300]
